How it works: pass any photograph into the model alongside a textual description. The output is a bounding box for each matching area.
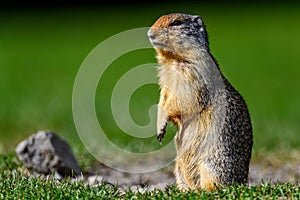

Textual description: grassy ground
[1,153,300,199]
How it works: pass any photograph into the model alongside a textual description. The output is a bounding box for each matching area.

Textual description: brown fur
[148,13,253,191]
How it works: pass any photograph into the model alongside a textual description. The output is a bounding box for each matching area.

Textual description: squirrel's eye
[170,20,183,26]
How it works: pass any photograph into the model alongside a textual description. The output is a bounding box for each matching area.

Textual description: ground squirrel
[147,13,253,191]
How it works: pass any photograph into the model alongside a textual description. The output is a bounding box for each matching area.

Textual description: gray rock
[15,130,81,177]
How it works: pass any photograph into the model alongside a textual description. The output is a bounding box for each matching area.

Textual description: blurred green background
[0,2,299,156]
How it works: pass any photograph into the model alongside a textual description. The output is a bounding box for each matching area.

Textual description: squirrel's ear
[192,16,204,31]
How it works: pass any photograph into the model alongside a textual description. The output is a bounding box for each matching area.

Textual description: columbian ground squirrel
[147,13,253,191]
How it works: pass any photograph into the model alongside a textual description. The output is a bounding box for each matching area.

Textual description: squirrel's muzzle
[147,29,156,40]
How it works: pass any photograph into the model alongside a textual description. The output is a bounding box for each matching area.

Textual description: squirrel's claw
[157,131,165,143]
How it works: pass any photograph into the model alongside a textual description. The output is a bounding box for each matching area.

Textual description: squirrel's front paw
[157,122,168,143]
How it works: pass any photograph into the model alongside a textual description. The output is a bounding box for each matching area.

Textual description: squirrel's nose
[147,29,156,40]
[149,34,156,40]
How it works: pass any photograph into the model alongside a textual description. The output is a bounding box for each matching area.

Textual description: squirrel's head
[148,13,209,63]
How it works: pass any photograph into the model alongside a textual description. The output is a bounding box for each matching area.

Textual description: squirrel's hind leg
[174,160,190,191]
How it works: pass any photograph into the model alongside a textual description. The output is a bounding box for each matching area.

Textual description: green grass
[1,153,300,199]
[1,3,300,154]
